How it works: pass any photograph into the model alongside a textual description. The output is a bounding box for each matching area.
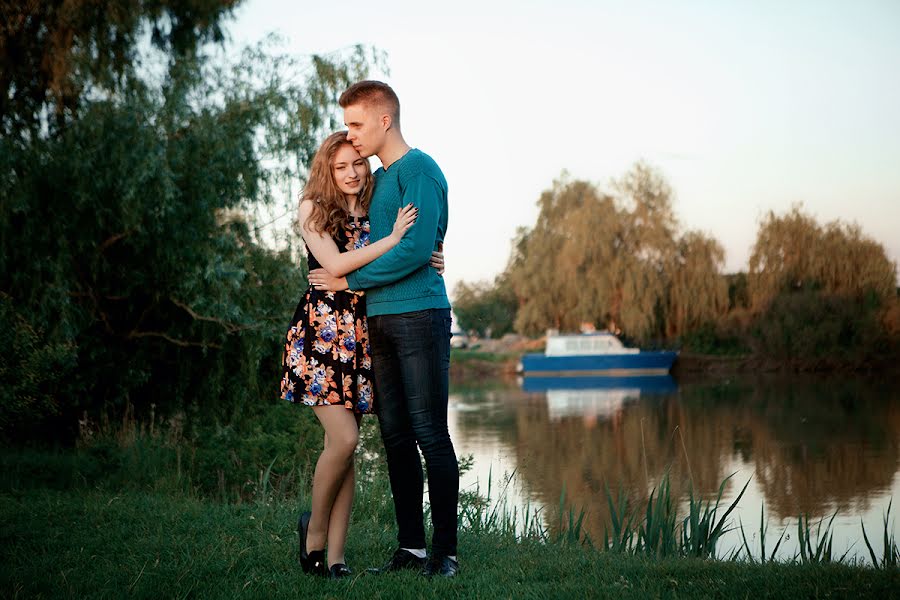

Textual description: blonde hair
[301,131,374,237]
[339,80,401,128]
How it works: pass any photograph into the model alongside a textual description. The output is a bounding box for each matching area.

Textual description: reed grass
[2,407,898,582]
[681,474,750,558]
[3,486,897,600]
[796,511,845,564]
[861,499,900,569]
[739,503,787,563]
[602,483,636,553]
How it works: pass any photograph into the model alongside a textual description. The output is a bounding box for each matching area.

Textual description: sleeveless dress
[280,215,375,413]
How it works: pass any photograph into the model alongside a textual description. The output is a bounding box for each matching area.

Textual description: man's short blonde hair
[339,80,400,128]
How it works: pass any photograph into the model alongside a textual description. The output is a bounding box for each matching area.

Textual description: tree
[1,0,239,138]
[748,205,896,309]
[745,205,897,363]
[0,2,379,441]
[502,163,725,341]
[505,174,599,334]
[452,274,517,338]
[666,231,728,338]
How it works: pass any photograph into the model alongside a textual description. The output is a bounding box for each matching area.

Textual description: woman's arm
[298,200,417,278]
[309,244,445,292]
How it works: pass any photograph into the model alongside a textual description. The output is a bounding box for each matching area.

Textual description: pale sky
[228,0,900,294]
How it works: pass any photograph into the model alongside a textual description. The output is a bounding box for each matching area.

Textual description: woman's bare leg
[324,413,362,565]
[306,407,359,555]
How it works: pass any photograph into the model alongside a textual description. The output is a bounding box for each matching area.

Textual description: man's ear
[381,113,393,132]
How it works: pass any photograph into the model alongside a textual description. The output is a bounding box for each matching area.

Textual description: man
[307,80,459,578]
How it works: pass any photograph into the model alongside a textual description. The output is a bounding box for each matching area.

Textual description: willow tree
[0,0,240,138]
[0,1,379,441]
[747,206,897,362]
[609,162,678,338]
[748,205,896,309]
[666,231,729,338]
[506,175,597,334]
[504,163,726,341]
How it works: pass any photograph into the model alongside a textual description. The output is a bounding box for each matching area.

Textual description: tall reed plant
[681,474,749,558]
[861,500,900,569]
[738,503,787,563]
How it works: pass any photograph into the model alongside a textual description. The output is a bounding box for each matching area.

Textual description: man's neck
[378,136,411,170]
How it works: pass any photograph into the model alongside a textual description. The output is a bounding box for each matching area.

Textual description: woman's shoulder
[298,198,321,221]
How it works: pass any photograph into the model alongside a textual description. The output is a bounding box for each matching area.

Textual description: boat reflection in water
[521,375,677,421]
[448,374,900,564]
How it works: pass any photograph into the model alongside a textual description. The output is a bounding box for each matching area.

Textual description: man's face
[344,103,385,159]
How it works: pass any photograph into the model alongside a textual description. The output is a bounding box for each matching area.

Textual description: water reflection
[523,376,676,422]
[448,375,900,561]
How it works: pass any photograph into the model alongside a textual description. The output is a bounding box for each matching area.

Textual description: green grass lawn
[2,487,897,600]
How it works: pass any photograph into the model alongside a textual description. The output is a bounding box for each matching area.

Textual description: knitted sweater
[345,148,450,316]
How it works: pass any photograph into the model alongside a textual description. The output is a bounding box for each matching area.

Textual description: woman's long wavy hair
[300,131,374,237]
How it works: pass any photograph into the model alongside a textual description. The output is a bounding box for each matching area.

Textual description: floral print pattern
[280,217,374,413]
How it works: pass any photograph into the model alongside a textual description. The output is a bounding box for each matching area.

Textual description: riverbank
[2,486,897,599]
[450,346,900,380]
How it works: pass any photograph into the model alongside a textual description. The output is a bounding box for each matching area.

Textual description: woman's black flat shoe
[297,512,327,576]
[306,550,327,576]
[329,563,352,579]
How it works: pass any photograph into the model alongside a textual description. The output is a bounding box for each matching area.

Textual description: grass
[1,409,898,599]
[739,504,787,564]
[450,348,519,364]
[2,487,899,600]
[862,500,900,570]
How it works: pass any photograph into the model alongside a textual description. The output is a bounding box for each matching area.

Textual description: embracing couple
[279,81,459,579]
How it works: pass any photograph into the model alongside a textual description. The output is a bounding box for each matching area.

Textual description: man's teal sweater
[346,148,451,316]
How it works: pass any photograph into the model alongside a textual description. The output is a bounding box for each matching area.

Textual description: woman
[280,131,442,578]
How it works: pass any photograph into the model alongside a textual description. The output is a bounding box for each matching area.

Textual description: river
[447,374,900,563]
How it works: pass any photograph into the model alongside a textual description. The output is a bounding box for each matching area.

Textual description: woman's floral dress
[280,216,374,413]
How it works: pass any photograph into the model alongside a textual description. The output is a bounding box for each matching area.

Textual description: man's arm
[345,173,444,290]
[308,243,445,291]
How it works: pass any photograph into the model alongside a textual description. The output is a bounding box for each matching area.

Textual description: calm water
[447,375,900,563]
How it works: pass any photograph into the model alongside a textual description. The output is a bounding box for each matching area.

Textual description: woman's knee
[325,428,359,460]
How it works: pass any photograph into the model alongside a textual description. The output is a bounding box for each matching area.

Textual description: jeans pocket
[398,309,431,320]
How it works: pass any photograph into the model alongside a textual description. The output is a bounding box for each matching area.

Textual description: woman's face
[332,143,367,197]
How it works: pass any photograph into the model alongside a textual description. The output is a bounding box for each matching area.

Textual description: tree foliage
[0,0,239,138]
[461,176,896,364]
[452,273,517,338]
[748,205,896,310]
[666,231,729,338]
[500,164,727,341]
[743,205,898,364]
[0,2,379,441]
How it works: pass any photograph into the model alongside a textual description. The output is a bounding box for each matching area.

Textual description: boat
[519,332,677,378]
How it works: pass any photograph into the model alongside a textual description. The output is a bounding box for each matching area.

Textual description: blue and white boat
[520,332,677,378]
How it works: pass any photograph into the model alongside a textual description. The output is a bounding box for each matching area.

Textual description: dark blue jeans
[369,308,458,557]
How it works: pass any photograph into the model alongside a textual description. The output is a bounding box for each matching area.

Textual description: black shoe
[329,563,352,579]
[297,511,326,576]
[420,555,460,578]
[366,548,427,574]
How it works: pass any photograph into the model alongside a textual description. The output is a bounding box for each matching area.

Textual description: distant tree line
[453,165,899,365]
[0,1,379,442]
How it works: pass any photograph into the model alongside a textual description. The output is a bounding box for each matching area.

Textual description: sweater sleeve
[346,173,443,290]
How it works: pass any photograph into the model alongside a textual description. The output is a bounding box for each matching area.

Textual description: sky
[227,0,900,294]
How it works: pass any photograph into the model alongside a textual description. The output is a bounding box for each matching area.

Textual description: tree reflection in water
[448,376,900,559]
